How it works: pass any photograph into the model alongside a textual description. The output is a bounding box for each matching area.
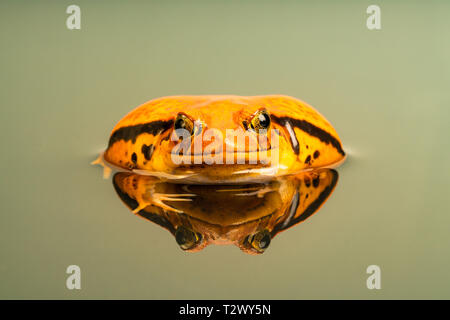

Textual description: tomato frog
[112,169,339,254]
[94,95,345,183]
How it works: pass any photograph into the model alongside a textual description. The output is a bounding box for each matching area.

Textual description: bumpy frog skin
[97,95,345,183]
[112,169,339,254]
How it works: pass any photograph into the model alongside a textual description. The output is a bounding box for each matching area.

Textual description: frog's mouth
[167,126,280,162]
[170,147,280,166]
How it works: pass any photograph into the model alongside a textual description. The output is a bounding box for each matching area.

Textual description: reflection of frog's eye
[247,230,271,253]
[250,110,271,132]
[175,226,202,250]
[174,114,195,136]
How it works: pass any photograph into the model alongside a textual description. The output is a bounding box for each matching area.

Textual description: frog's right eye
[174,113,195,136]
[174,226,202,250]
[249,109,271,132]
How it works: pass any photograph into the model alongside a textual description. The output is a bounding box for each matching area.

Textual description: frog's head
[148,96,285,181]
[104,96,345,182]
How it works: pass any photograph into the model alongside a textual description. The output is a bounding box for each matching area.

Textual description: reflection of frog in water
[112,169,339,255]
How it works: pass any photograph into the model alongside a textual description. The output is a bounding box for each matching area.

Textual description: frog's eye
[174,113,195,136]
[249,109,271,132]
[174,226,202,250]
[246,230,271,253]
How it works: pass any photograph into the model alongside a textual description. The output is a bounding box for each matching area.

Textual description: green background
[1,0,449,299]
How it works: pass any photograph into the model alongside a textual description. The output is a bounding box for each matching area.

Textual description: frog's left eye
[174,113,195,136]
[249,109,271,132]
[174,226,202,250]
[246,230,271,253]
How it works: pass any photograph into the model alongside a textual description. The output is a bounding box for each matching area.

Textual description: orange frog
[94,95,345,183]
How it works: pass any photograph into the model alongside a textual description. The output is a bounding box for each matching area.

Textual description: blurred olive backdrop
[1,0,449,299]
